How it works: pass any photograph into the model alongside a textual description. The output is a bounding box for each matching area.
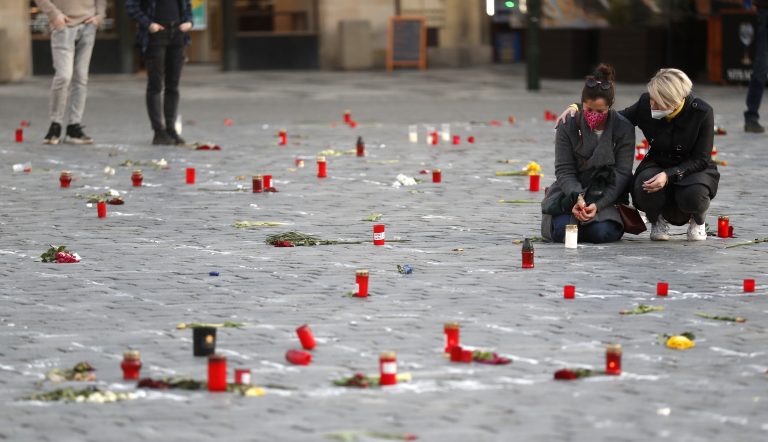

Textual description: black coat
[620,92,719,198]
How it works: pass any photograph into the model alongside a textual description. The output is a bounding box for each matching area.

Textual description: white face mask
[651,109,673,119]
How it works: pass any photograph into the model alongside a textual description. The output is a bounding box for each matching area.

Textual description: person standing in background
[34,0,105,145]
[745,0,768,133]
[125,0,193,145]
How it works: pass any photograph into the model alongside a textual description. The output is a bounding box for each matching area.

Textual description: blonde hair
[647,68,692,109]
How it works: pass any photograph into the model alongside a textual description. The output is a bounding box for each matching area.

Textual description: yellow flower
[244,387,266,397]
[524,161,542,175]
[666,335,695,350]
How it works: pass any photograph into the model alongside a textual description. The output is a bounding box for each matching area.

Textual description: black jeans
[145,25,185,133]
[746,11,768,123]
[632,167,710,225]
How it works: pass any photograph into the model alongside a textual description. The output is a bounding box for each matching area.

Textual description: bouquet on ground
[41,245,81,263]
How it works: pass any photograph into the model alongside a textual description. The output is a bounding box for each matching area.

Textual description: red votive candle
[285,349,312,365]
[97,201,107,218]
[564,285,575,299]
[131,169,143,187]
[379,352,397,386]
[344,110,351,124]
[234,368,251,385]
[529,174,541,192]
[432,169,442,183]
[296,324,317,350]
[262,174,272,189]
[15,128,23,143]
[59,171,72,188]
[185,167,195,185]
[444,322,460,353]
[657,282,669,297]
[522,237,534,268]
[452,135,460,145]
[467,136,475,144]
[430,132,439,145]
[317,156,327,178]
[279,129,287,146]
[252,175,263,193]
[373,224,385,246]
[355,269,369,297]
[295,158,304,168]
[744,279,755,293]
[605,344,622,375]
[717,216,729,238]
[207,354,228,392]
[120,350,142,380]
[356,136,365,157]
[450,345,463,362]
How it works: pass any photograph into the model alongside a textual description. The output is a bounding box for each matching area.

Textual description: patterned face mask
[584,110,608,130]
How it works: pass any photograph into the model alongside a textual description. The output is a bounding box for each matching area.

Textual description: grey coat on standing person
[541,109,636,240]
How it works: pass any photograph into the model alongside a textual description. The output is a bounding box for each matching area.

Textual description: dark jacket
[620,92,719,198]
[125,0,193,54]
[541,109,635,238]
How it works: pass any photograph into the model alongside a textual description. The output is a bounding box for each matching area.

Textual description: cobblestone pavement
[1,65,767,442]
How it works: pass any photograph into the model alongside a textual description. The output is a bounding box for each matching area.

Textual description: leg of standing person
[745,11,768,133]
[145,30,174,145]
[45,27,75,145]
[64,23,97,145]
[633,166,671,240]
[164,28,186,144]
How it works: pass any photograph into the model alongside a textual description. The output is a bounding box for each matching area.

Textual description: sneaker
[64,124,94,144]
[650,216,670,241]
[745,120,765,133]
[152,130,175,145]
[167,130,186,145]
[43,122,62,145]
[687,217,707,241]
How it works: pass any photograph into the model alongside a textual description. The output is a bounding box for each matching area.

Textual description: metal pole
[222,0,237,71]
[526,0,541,91]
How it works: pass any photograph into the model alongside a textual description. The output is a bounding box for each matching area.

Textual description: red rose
[554,369,578,380]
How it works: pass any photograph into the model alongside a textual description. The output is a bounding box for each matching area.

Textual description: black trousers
[632,167,710,225]
[145,25,185,133]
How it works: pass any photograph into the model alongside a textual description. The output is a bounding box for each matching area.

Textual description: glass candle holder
[717,216,729,238]
[296,324,316,350]
[193,327,217,356]
[564,285,575,299]
[356,136,365,157]
[252,175,263,193]
[131,170,143,187]
[97,201,107,218]
[262,174,272,189]
[235,368,251,385]
[529,174,541,192]
[441,123,451,142]
[408,125,418,143]
[744,279,755,293]
[432,169,442,183]
[444,322,460,353]
[657,282,669,297]
[522,237,534,268]
[425,126,435,145]
[430,131,439,145]
[207,354,228,392]
[285,349,312,365]
[317,156,327,178]
[450,345,463,362]
[15,128,23,143]
[605,344,622,375]
[344,110,351,124]
[121,350,142,380]
[279,129,287,146]
[467,136,475,144]
[185,167,195,185]
[452,135,460,145]
[295,158,304,168]
[379,351,397,386]
[373,224,385,246]
[565,224,578,249]
[60,171,72,188]
[355,270,369,297]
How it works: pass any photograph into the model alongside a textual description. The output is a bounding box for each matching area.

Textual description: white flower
[104,166,116,176]
[108,189,120,197]
[72,253,82,262]
[392,174,418,187]
[153,158,168,168]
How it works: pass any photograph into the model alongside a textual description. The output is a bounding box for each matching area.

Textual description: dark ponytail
[581,63,616,107]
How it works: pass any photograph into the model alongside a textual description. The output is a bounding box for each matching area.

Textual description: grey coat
[541,109,635,238]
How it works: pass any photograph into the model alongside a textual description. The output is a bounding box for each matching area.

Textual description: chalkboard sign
[387,17,427,71]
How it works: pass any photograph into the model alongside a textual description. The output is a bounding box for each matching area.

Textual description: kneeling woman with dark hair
[541,64,636,243]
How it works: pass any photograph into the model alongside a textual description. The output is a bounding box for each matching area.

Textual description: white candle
[408,125,418,143]
[441,123,451,141]
[565,224,578,249]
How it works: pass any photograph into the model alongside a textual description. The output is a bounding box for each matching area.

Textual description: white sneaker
[687,217,707,241]
[650,216,670,241]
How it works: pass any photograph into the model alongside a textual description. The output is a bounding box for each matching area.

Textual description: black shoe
[64,124,94,144]
[745,120,765,133]
[43,122,62,145]
[152,130,176,145]
[167,130,186,145]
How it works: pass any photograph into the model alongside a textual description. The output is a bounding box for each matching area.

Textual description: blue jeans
[746,11,768,123]
[49,23,97,125]
[551,214,623,244]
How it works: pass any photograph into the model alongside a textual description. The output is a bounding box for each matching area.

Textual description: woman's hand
[148,22,165,33]
[555,106,578,128]
[642,172,668,193]
[571,202,597,222]
[179,22,193,32]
